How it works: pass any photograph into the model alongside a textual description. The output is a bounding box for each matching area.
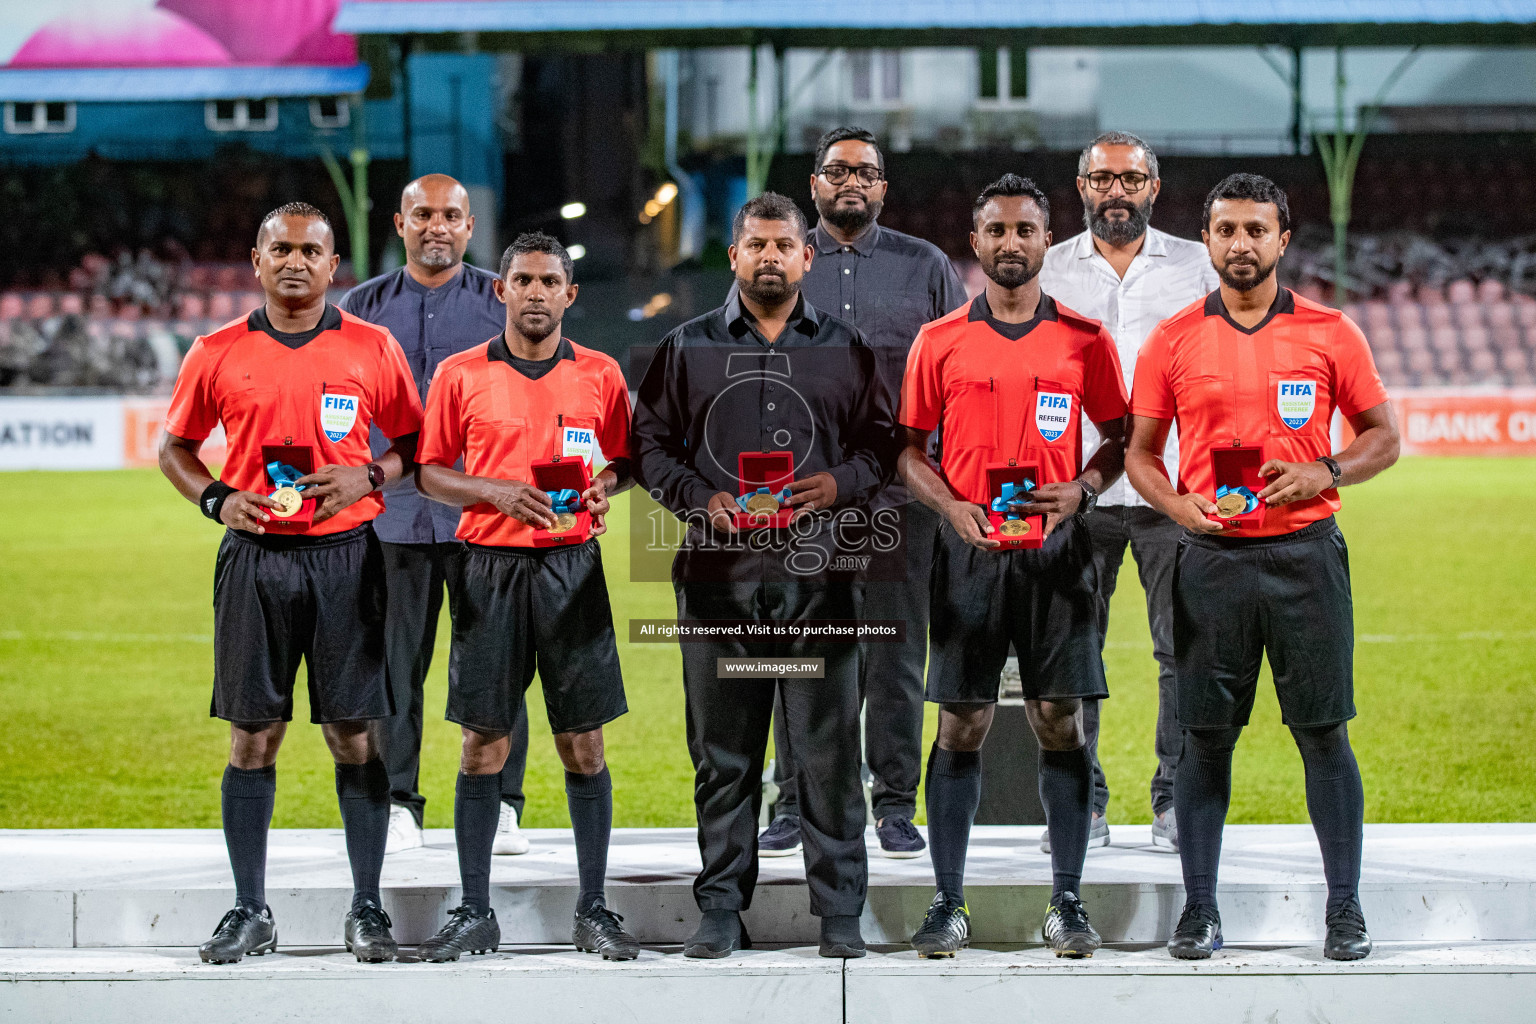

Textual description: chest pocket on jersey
[314,382,367,444]
[557,416,598,464]
[1269,371,1329,435]
[943,379,1000,451]
[1027,377,1076,448]
[1172,373,1234,438]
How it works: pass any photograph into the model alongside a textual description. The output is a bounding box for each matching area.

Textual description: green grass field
[1,458,1533,830]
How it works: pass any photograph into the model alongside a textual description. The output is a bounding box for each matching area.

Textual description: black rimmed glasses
[1083,170,1151,193]
[818,164,884,187]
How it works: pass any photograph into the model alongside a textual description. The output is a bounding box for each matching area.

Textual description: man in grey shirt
[340,174,531,855]
[1038,131,1219,852]
[760,127,968,860]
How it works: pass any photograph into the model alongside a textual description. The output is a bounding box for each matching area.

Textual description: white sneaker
[493,801,530,855]
[385,804,423,854]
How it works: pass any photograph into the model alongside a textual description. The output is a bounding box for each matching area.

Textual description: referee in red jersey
[413,233,637,962]
[899,175,1131,959]
[1127,174,1400,961]
[159,203,424,964]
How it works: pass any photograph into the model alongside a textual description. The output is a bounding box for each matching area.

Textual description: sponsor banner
[1393,389,1536,457]
[4,390,1534,470]
[0,396,124,469]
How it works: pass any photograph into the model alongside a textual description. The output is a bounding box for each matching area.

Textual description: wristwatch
[366,462,386,491]
[1076,478,1099,516]
[1316,455,1343,488]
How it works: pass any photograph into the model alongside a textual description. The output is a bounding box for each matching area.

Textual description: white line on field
[1106,630,1536,650]
[0,630,212,644]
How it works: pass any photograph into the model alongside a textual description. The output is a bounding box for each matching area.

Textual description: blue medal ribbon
[546,488,581,514]
[989,477,1037,520]
[266,461,308,493]
[1216,484,1259,514]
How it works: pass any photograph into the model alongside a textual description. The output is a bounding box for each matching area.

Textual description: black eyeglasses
[1083,170,1151,193]
[818,164,884,187]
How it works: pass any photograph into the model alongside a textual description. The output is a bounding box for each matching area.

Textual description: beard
[1085,196,1153,247]
[514,310,560,343]
[1217,255,1278,292]
[818,192,883,236]
[740,267,796,307]
[410,239,460,271]
[981,251,1042,289]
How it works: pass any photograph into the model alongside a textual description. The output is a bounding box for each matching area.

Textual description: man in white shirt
[1038,131,1219,852]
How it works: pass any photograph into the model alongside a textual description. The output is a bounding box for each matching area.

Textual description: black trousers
[676,577,868,918]
[379,541,528,824]
[772,500,939,823]
[1082,506,1183,816]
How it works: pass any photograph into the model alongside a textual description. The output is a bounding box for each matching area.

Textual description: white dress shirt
[1040,226,1219,508]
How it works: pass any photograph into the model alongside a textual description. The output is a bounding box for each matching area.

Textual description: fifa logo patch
[561,425,595,463]
[320,393,359,442]
[1035,391,1072,443]
[1276,380,1316,430]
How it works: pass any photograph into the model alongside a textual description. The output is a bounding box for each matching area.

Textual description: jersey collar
[248,303,342,349]
[1203,286,1295,335]
[488,333,574,366]
[968,290,1058,339]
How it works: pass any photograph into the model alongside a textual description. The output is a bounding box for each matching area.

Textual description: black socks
[222,764,276,911]
[924,745,982,903]
[455,771,503,913]
[1291,723,1365,914]
[1038,745,1092,900]
[1173,727,1241,907]
[566,767,614,913]
[335,759,391,912]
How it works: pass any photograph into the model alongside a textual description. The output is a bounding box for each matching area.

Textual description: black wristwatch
[1316,455,1343,488]
[1076,478,1099,516]
[366,462,386,491]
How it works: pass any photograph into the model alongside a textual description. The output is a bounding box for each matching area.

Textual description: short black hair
[972,173,1050,226]
[1078,130,1159,180]
[1202,173,1291,234]
[257,202,332,248]
[814,126,884,174]
[499,231,574,283]
[732,192,808,244]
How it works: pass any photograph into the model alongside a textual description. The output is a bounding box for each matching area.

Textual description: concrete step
[3,824,1533,947]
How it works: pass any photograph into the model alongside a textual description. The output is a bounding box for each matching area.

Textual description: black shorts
[926,515,1107,705]
[211,524,391,725]
[446,539,627,735]
[1172,516,1355,730]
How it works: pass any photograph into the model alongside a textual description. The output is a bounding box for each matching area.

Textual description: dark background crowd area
[3,133,1536,393]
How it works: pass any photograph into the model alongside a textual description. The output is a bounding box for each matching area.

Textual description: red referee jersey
[416,335,632,547]
[901,293,1129,504]
[164,304,424,536]
[1132,288,1390,537]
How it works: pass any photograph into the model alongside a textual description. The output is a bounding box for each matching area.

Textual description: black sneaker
[876,816,927,859]
[574,903,640,961]
[1042,891,1101,958]
[1168,902,1223,960]
[911,892,969,958]
[343,900,398,963]
[199,904,277,964]
[1324,898,1372,961]
[418,905,500,962]
[757,815,801,857]
[683,909,752,959]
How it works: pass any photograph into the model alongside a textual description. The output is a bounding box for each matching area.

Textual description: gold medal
[1215,493,1248,518]
[269,486,302,519]
[549,512,578,534]
[1000,519,1031,537]
[745,493,781,517]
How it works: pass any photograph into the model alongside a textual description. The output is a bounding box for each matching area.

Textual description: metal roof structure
[0,65,371,103]
[334,0,1536,47]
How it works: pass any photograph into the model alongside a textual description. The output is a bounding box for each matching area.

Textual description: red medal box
[530,455,592,547]
[986,459,1044,550]
[261,439,318,533]
[734,450,796,530]
[1204,442,1268,530]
